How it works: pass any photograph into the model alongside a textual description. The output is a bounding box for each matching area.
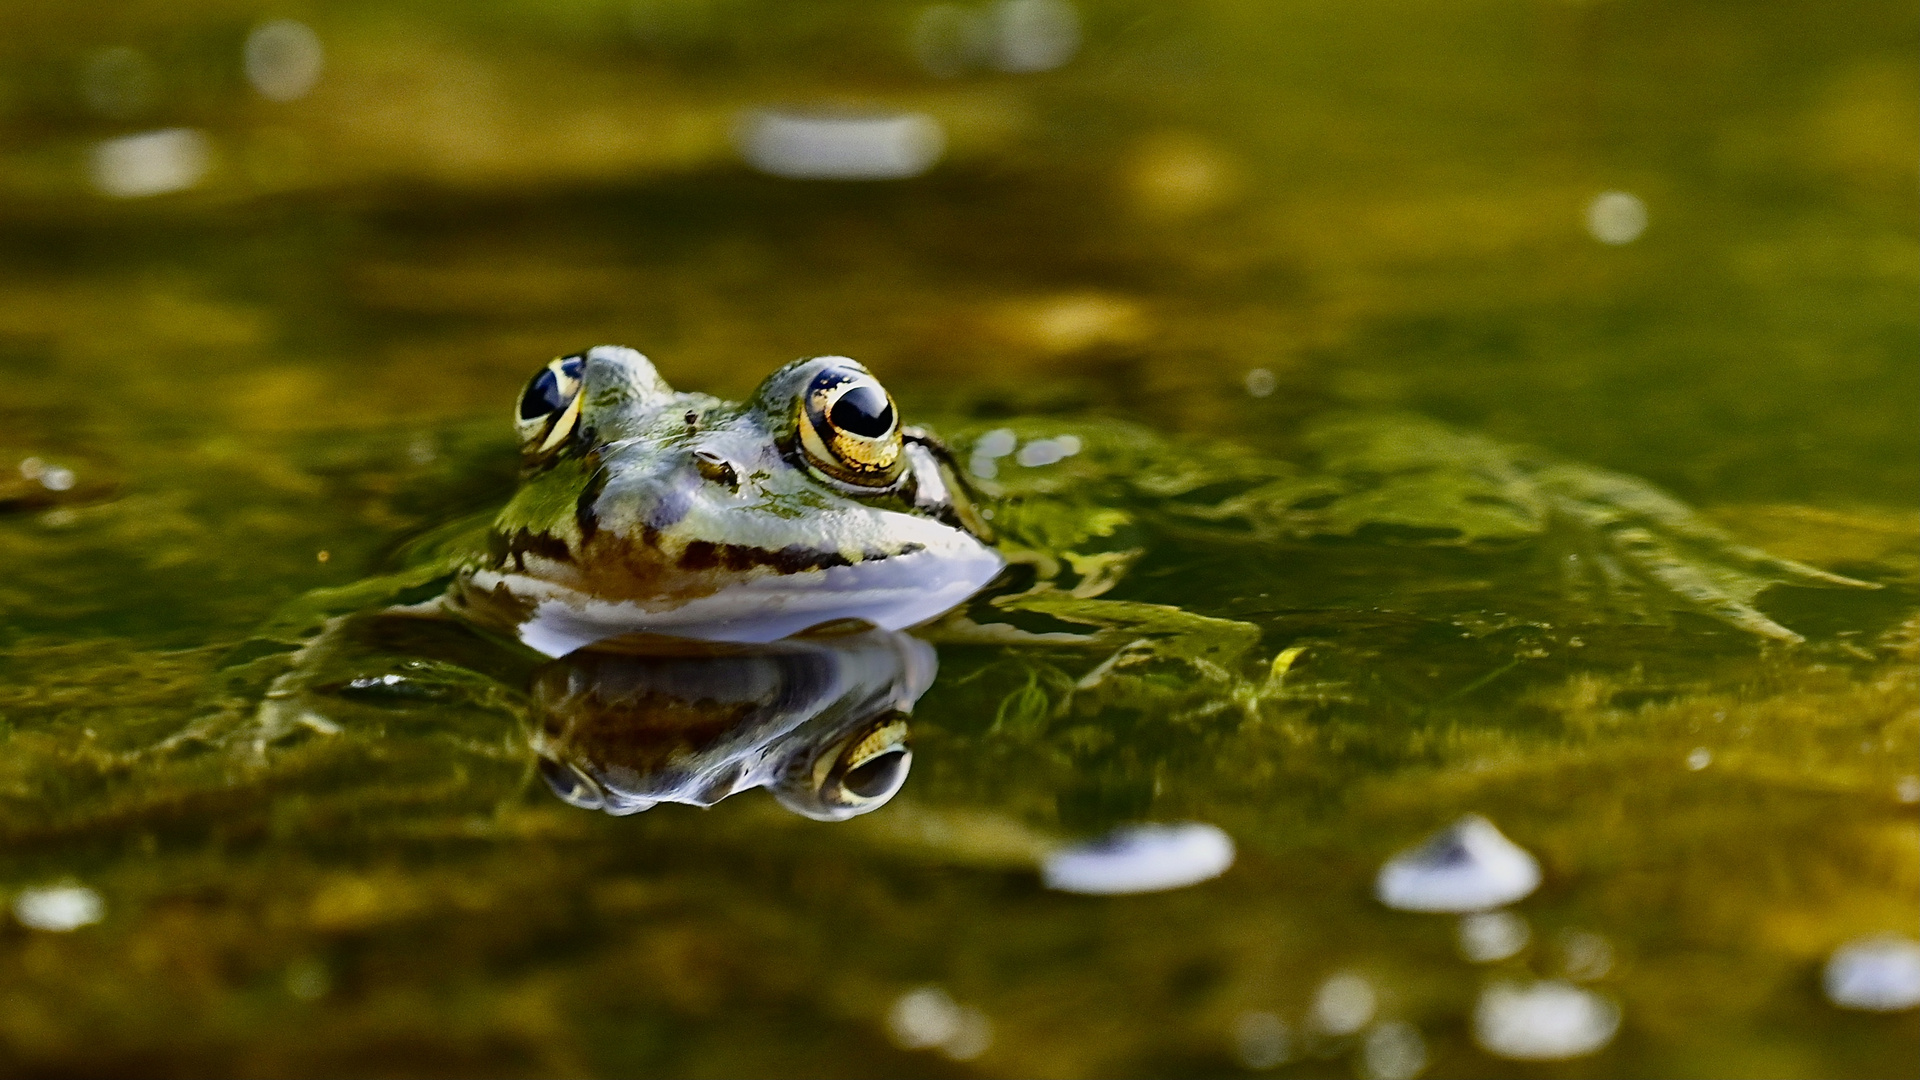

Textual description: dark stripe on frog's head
[502,528,577,571]
[674,538,925,575]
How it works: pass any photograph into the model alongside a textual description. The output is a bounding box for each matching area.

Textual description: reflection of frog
[532,630,931,820]
[210,347,1001,742]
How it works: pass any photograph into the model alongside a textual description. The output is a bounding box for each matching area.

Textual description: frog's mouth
[467,537,1003,657]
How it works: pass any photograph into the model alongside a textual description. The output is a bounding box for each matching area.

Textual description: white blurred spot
[1686,746,1711,771]
[1824,935,1920,1011]
[90,128,210,198]
[973,428,1017,459]
[245,20,325,102]
[1458,910,1531,963]
[40,466,75,492]
[913,4,993,78]
[18,457,44,480]
[1375,814,1540,913]
[968,456,999,479]
[285,959,331,1001]
[1232,1010,1292,1069]
[1585,191,1647,245]
[1559,930,1614,981]
[1244,367,1277,398]
[886,986,994,1059]
[1311,972,1376,1036]
[1473,980,1620,1060]
[81,47,157,119]
[1042,822,1234,895]
[13,884,104,932]
[1362,1021,1428,1080]
[736,110,944,180]
[1898,775,1920,804]
[1015,437,1080,468]
[989,0,1080,73]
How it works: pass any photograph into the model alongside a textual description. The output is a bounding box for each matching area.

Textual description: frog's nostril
[693,450,738,490]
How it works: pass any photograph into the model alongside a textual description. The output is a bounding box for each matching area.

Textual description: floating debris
[1015,436,1081,468]
[1232,1010,1292,1070]
[1041,822,1234,895]
[886,986,994,1060]
[1311,972,1376,1036]
[13,884,105,932]
[1473,980,1620,1060]
[1823,935,1920,1012]
[1362,1021,1427,1080]
[1375,815,1541,912]
[1458,910,1531,963]
[736,110,944,180]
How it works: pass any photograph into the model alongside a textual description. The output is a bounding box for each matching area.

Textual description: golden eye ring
[797,366,904,488]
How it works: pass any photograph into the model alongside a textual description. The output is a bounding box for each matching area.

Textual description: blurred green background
[0,1,1914,1077]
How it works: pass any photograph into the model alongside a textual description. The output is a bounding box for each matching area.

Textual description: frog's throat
[461,542,1004,657]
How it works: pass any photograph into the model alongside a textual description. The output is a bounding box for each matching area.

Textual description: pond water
[0,1,1915,1076]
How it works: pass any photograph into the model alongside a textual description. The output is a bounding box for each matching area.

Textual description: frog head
[460,346,1002,656]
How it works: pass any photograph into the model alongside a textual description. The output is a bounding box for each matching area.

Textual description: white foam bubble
[13,884,104,932]
[1042,822,1234,895]
[1375,814,1540,913]
[245,20,325,102]
[736,110,944,180]
[1311,972,1376,1036]
[1585,191,1647,245]
[1473,980,1620,1060]
[90,128,210,198]
[973,428,1017,459]
[989,0,1080,73]
[1824,935,1920,1012]
[886,986,994,1060]
[1458,910,1531,963]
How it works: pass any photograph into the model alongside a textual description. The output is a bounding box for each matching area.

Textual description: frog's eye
[797,366,904,489]
[821,715,912,811]
[773,713,913,820]
[517,355,586,456]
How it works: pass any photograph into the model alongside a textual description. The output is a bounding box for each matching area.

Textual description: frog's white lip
[476,541,1003,657]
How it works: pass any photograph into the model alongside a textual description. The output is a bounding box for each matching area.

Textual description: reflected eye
[517,354,586,457]
[841,749,908,799]
[824,715,912,808]
[798,366,903,488]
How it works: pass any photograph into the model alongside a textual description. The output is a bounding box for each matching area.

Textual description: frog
[195,346,1002,752]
